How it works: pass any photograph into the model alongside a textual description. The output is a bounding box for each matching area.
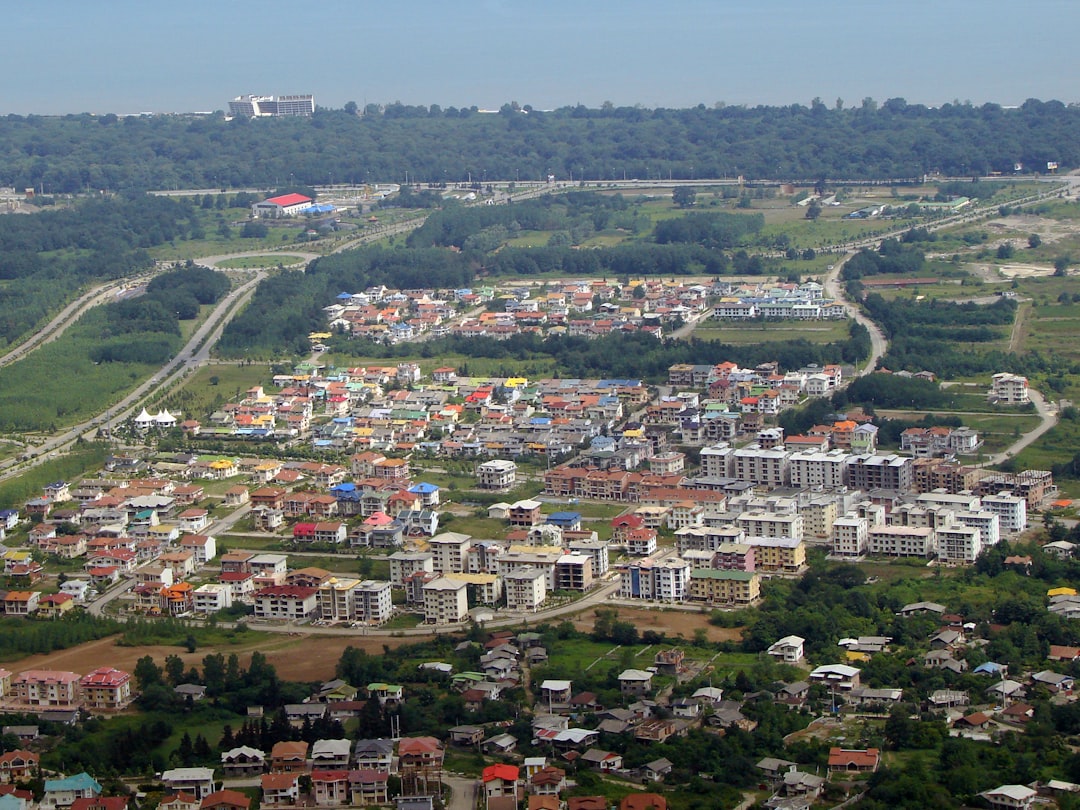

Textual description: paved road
[0,272,158,370]
[443,774,478,810]
[821,253,888,377]
[985,389,1059,465]
[0,270,266,481]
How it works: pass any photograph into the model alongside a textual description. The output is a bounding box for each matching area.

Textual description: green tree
[1028,233,1042,248]
[805,201,822,220]
[673,187,697,208]
[134,655,163,690]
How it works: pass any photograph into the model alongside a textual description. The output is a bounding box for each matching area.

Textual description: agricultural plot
[692,319,851,344]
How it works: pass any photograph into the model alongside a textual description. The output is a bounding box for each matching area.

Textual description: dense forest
[3,98,1080,193]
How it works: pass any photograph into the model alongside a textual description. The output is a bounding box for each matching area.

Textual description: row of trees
[4,98,1080,192]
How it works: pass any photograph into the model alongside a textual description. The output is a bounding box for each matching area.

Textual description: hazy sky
[6,0,1078,114]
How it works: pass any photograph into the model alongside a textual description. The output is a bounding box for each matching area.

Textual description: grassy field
[692,319,851,344]
[157,363,279,421]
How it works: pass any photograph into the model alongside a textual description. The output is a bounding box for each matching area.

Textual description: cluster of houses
[322,278,720,347]
[174,371,648,460]
[0,666,133,715]
[709,280,847,321]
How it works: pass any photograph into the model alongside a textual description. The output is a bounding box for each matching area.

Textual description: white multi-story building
[192,583,233,614]
[732,445,791,488]
[936,525,982,564]
[916,490,982,512]
[422,577,469,624]
[567,538,609,577]
[789,449,851,490]
[477,460,517,490]
[229,94,315,117]
[954,511,1000,547]
[988,373,1029,405]
[444,573,502,605]
[981,491,1028,534]
[498,548,562,590]
[699,443,734,478]
[319,577,362,621]
[254,586,318,621]
[357,580,393,625]
[388,551,434,586]
[619,557,690,602]
[831,514,869,559]
[867,526,934,558]
[428,532,472,574]
[504,569,547,612]
[737,511,804,542]
[676,525,745,553]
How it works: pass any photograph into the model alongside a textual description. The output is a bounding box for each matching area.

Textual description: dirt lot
[14,633,415,684]
[18,606,744,683]
[569,606,744,643]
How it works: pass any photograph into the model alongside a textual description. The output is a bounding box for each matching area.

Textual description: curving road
[0,270,266,481]
[0,273,157,370]
[984,389,1059,465]
[821,253,888,377]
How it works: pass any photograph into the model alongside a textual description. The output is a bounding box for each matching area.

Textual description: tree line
[3,98,1080,192]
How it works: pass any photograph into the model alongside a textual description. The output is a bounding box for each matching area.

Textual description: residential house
[270,741,309,774]
[160,769,215,801]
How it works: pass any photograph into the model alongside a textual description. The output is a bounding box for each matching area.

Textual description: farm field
[692,319,851,344]
[17,632,415,683]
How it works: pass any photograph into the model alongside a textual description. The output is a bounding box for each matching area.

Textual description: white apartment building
[981,491,1028,534]
[477,459,517,490]
[427,532,472,574]
[444,573,502,605]
[867,526,934,558]
[732,445,792,488]
[954,511,1000,547]
[737,511,804,542]
[357,580,393,625]
[789,449,852,489]
[989,372,1029,405]
[916,490,982,512]
[253,586,318,620]
[676,525,745,553]
[936,525,982,564]
[422,577,469,624]
[699,444,734,478]
[568,538,609,577]
[192,583,233,614]
[831,514,869,559]
[504,569,547,612]
[388,551,434,586]
[498,548,563,590]
[619,557,690,602]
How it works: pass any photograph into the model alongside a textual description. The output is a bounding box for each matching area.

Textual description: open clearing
[17,632,415,683]
[569,606,744,643]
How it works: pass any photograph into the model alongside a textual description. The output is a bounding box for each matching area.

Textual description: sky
[5,0,1078,115]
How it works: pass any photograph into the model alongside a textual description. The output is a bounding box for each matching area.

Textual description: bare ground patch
[11,633,416,683]
[569,606,744,643]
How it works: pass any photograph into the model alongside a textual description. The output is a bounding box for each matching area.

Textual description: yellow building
[688,569,760,606]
